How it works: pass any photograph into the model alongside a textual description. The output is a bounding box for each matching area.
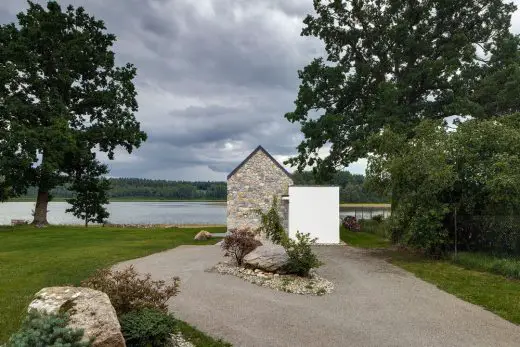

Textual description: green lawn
[340,226,390,248]
[0,225,227,344]
[340,228,520,325]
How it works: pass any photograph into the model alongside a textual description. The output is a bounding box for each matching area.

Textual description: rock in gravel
[28,286,125,347]
[194,230,212,240]
[243,244,289,272]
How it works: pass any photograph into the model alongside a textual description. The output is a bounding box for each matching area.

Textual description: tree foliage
[292,170,387,202]
[66,158,110,226]
[0,1,146,224]
[255,196,288,244]
[367,117,520,255]
[285,0,517,179]
[22,178,228,201]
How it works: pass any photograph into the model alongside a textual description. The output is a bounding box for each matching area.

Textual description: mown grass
[340,227,520,325]
[0,225,226,344]
[340,226,390,248]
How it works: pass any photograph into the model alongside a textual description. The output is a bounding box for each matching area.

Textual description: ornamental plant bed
[207,261,334,296]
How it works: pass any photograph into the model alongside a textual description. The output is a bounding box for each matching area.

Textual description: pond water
[0,201,227,225]
[0,201,391,225]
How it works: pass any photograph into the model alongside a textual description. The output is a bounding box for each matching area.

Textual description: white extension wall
[288,186,340,244]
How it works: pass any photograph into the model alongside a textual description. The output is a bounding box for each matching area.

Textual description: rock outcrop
[194,230,213,240]
[243,243,289,272]
[28,286,125,347]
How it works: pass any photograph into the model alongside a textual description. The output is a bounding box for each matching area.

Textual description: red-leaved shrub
[221,229,262,265]
[81,265,179,316]
[342,216,361,232]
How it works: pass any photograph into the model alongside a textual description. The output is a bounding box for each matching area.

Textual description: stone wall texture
[227,149,293,233]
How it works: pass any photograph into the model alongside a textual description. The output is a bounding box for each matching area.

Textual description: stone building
[227,146,293,232]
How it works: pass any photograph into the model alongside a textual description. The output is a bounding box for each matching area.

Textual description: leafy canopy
[285,0,516,179]
[0,1,146,221]
[366,116,520,255]
[66,158,110,226]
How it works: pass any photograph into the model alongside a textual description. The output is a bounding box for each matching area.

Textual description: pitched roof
[227,145,293,180]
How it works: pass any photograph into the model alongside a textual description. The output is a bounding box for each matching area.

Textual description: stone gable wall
[227,150,293,233]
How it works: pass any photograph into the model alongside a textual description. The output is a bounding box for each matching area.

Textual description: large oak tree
[0,1,147,224]
[285,0,517,179]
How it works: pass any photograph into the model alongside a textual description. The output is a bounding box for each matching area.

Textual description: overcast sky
[2,0,520,181]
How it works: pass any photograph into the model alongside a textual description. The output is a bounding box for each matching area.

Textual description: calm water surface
[0,201,390,225]
[0,201,227,225]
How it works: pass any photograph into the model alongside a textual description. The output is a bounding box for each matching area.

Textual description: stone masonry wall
[227,150,293,233]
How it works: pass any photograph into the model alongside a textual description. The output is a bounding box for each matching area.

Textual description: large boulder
[243,243,289,272]
[194,230,212,240]
[28,286,125,347]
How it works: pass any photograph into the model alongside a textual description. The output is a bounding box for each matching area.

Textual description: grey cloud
[11,0,519,180]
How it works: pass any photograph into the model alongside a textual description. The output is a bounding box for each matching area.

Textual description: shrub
[119,308,176,347]
[284,231,323,277]
[255,196,288,244]
[371,214,384,223]
[8,310,92,347]
[221,229,262,265]
[81,265,179,316]
[342,216,361,232]
[360,219,389,238]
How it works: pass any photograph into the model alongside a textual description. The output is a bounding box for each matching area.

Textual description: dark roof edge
[227,145,293,180]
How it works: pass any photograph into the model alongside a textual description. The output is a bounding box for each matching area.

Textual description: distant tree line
[22,178,227,201]
[291,171,387,203]
[20,174,384,203]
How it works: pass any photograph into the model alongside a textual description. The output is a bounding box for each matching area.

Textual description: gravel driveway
[116,245,520,347]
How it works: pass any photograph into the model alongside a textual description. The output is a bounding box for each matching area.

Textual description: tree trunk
[32,190,49,226]
[454,206,458,257]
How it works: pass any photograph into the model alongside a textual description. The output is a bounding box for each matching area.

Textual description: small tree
[284,231,323,277]
[66,160,110,227]
[0,1,147,225]
[256,196,288,244]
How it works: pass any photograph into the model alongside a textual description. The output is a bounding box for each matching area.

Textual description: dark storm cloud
[0,0,337,180]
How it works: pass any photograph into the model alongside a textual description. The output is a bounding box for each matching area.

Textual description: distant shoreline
[7,199,389,207]
[9,197,227,203]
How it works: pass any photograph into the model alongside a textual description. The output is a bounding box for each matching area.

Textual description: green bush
[81,265,179,316]
[371,214,384,223]
[367,117,520,255]
[360,219,388,238]
[255,196,288,244]
[7,310,92,347]
[284,231,323,277]
[119,308,176,347]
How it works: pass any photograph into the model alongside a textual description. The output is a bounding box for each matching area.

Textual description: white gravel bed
[170,331,194,347]
[208,262,334,295]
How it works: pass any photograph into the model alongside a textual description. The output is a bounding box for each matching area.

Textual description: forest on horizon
[18,172,387,203]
